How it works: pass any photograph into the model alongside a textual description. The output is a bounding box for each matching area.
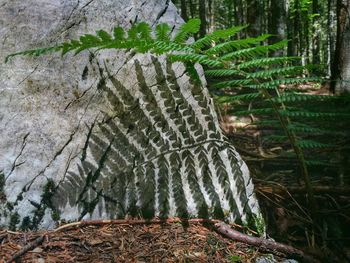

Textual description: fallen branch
[5,235,45,263]
[54,218,257,234]
[54,218,215,232]
[215,222,318,263]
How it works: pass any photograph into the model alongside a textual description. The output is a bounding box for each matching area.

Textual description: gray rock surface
[0,0,262,230]
[255,256,276,263]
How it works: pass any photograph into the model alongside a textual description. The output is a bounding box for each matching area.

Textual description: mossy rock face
[0,0,262,230]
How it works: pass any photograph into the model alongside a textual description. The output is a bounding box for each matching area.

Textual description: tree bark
[269,0,287,55]
[331,0,350,92]
[328,0,337,76]
[189,0,196,18]
[247,0,262,36]
[208,0,215,33]
[312,0,321,65]
[199,0,207,37]
[180,0,188,21]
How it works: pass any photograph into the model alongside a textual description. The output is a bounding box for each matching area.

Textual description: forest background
[173,0,349,91]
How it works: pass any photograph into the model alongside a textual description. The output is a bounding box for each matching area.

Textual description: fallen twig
[215,222,318,263]
[5,235,45,263]
[54,218,257,234]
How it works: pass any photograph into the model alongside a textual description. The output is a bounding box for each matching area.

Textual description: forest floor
[0,220,290,263]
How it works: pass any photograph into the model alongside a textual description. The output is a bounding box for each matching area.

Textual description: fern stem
[261,88,317,221]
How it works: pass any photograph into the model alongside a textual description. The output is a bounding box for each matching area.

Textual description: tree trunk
[180,0,189,21]
[247,0,262,36]
[0,0,262,230]
[287,0,298,56]
[189,0,196,18]
[235,0,245,38]
[312,0,321,65]
[208,0,215,33]
[269,0,287,55]
[328,0,337,76]
[199,0,207,37]
[331,0,350,92]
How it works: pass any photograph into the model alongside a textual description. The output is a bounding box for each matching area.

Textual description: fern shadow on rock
[53,56,260,224]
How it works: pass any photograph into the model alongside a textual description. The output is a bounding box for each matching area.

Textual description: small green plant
[228,254,242,262]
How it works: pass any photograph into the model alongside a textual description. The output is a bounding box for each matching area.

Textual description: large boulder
[0,0,262,230]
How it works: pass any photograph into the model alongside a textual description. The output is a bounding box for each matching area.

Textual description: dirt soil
[0,220,288,263]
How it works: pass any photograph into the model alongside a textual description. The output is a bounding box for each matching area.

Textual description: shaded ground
[218,83,350,262]
[1,221,288,263]
[224,123,350,262]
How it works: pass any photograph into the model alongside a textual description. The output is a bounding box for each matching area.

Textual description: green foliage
[237,56,300,69]
[227,255,242,262]
[191,25,248,50]
[173,18,201,43]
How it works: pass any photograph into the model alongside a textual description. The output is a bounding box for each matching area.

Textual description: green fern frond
[127,22,152,41]
[297,140,333,149]
[220,40,288,61]
[235,108,275,116]
[246,77,320,89]
[96,29,112,42]
[237,56,300,69]
[184,62,202,84]
[113,26,125,40]
[136,22,153,41]
[205,69,240,77]
[173,18,201,44]
[155,23,171,42]
[305,160,336,166]
[212,79,253,89]
[6,19,200,62]
[191,25,248,50]
[5,46,60,62]
[286,124,337,134]
[6,27,151,61]
[152,41,193,54]
[217,92,262,103]
[278,109,350,118]
[206,34,272,55]
[272,93,336,103]
[169,53,223,67]
[251,121,341,135]
[246,66,305,78]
